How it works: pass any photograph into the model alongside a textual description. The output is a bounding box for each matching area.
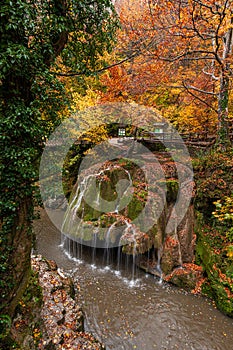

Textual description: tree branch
[182,81,218,113]
[54,54,139,77]
[183,83,217,95]
[202,67,219,80]
[157,49,216,62]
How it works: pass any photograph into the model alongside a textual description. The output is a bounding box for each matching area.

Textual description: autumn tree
[102,0,233,145]
[0,0,117,323]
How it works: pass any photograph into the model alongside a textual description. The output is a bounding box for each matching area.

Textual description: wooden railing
[138,130,233,147]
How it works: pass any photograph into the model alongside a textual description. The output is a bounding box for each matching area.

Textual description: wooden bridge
[137,130,233,149]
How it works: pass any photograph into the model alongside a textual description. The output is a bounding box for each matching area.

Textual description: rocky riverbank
[9,255,105,349]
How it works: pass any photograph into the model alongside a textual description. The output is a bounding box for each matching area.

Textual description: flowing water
[34,209,233,350]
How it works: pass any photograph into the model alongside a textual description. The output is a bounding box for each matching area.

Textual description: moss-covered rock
[194,149,233,317]
[63,155,196,283]
[196,222,233,317]
[164,264,203,290]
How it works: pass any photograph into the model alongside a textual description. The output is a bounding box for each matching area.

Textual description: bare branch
[183,83,217,95]
[182,81,218,113]
[191,3,205,41]
[157,49,216,62]
[202,68,219,80]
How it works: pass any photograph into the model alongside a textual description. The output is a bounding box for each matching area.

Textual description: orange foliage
[100,0,233,133]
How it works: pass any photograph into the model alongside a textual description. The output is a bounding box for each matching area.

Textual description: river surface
[34,209,233,350]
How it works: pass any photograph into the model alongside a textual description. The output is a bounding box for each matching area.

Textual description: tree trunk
[216,70,230,148]
[0,1,68,320]
[0,198,33,317]
[216,11,233,149]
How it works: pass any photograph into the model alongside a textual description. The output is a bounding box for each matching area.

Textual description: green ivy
[0,0,118,320]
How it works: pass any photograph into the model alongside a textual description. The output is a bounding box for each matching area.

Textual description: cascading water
[61,152,197,290]
[61,163,142,281]
[62,166,133,240]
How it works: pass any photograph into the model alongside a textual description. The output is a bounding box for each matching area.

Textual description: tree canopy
[100,0,233,143]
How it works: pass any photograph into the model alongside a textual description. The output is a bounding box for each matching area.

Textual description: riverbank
[8,255,105,350]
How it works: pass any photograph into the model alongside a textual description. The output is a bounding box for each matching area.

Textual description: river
[34,209,233,350]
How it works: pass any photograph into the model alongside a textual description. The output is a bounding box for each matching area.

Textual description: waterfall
[105,221,118,266]
[156,247,163,283]
[60,163,141,280]
[61,165,133,247]
[60,158,182,284]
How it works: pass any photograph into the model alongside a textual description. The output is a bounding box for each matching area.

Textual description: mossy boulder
[164,264,203,290]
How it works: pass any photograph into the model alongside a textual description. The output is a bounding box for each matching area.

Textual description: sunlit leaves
[100,0,232,137]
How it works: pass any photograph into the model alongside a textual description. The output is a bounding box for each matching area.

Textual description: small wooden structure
[153,122,167,134]
[118,124,126,137]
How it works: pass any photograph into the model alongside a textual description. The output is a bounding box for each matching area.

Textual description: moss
[117,158,136,170]
[194,150,233,317]
[168,272,197,290]
[83,209,101,222]
[0,314,12,346]
[196,218,233,317]
[166,180,179,202]
[202,279,233,316]
[126,197,144,221]
[0,335,20,350]
[0,270,43,349]
[19,271,43,308]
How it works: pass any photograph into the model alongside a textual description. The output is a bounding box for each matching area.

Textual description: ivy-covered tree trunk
[0,20,38,317]
[217,70,231,148]
[0,198,33,317]
[216,11,233,149]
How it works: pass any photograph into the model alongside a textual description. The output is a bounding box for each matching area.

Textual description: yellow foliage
[71,88,100,111]
[227,247,233,259]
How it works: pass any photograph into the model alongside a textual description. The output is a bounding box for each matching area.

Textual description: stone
[161,236,182,275]
[164,263,203,290]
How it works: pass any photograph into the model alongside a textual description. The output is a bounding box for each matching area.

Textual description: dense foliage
[100,0,233,145]
[194,149,233,316]
[0,0,118,321]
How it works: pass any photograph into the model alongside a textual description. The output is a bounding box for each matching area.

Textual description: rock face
[160,204,196,274]
[62,154,201,289]
[135,160,201,288]
[135,200,200,289]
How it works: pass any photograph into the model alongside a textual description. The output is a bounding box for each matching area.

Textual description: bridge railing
[138,130,233,145]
